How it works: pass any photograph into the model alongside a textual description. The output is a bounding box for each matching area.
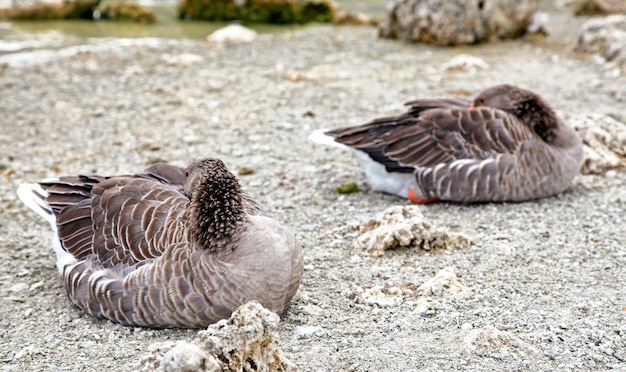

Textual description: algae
[97,2,156,23]
[333,182,361,194]
[178,0,336,24]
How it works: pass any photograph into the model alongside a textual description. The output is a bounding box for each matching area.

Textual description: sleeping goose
[16,158,303,328]
[311,84,584,203]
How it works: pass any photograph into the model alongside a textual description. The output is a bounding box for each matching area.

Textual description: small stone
[238,166,254,176]
[23,308,33,318]
[294,325,323,338]
[162,342,219,372]
[9,282,28,293]
[15,269,29,277]
[29,281,45,291]
[13,348,29,360]
[163,53,203,67]
[441,54,489,72]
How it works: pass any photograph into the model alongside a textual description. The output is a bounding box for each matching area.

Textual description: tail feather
[16,183,56,228]
[308,128,346,149]
[17,182,78,273]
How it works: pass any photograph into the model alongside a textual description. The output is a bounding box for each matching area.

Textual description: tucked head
[184,158,245,251]
[471,84,561,143]
[471,84,536,112]
[184,158,238,199]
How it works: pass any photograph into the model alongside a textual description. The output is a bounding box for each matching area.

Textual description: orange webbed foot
[407,188,440,204]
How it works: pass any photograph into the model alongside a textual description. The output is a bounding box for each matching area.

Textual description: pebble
[13,348,31,360]
[9,282,28,292]
[441,54,489,72]
[29,281,44,291]
[294,325,323,338]
[15,269,29,277]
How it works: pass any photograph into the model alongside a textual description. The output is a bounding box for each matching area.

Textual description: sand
[0,14,625,371]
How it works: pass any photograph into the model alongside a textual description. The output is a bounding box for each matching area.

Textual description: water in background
[0,0,387,42]
[0,0,583,66]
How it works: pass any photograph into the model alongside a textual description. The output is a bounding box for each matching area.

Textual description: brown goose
[16,158,303,328]
[310,84,584,203]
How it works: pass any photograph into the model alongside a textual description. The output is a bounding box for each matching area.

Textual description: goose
[310,84,584,203]
[16,158,303,328]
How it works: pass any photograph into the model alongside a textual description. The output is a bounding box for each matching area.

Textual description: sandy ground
[1,13,625,372]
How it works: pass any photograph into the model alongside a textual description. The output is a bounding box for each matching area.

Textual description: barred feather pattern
[18,159,303,328]
[323,84,584,202]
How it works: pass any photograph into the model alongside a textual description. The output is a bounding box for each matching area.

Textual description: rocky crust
[138,302,296,372]
[354,206,472,257]
[379,0,539,45]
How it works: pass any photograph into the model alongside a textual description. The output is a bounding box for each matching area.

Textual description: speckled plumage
[312,84,584,203]
[17,158,303,328]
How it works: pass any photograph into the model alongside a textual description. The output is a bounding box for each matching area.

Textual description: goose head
[184,158,246,252]
[472,84,564,144]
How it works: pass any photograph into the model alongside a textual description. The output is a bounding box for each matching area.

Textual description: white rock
[206,24,257,44]
[163,53,203,67]
[567,112,626,174]
[464,326,540,359]
[138,302,296,371]
[294,325,323,338]
[10,282,29,292]
[380,0,538,45]
[356,285,403,307]
[527,11,549,34]
[575,15,626,72]
[414,267,472,313]
[355,205,472,257]
[161,342,219,372]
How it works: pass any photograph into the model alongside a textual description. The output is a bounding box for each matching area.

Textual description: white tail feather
[308,128,346,149]
[16,183,55,227]
[17,182,77,273]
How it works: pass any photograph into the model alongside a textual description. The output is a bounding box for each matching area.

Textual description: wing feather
[38,165,189,268]
[328,100,537,173]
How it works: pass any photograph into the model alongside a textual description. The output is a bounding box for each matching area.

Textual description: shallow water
[0,1,589,61]
[0,0,387,43]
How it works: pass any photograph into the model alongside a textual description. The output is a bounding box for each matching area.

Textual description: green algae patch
[178,0,239,21]
[97,2,156,23]
[333,182,362,194]
[178,0,336,24]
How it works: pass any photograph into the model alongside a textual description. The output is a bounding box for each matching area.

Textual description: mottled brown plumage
[313,84,584,202]
[17,158,303,328]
